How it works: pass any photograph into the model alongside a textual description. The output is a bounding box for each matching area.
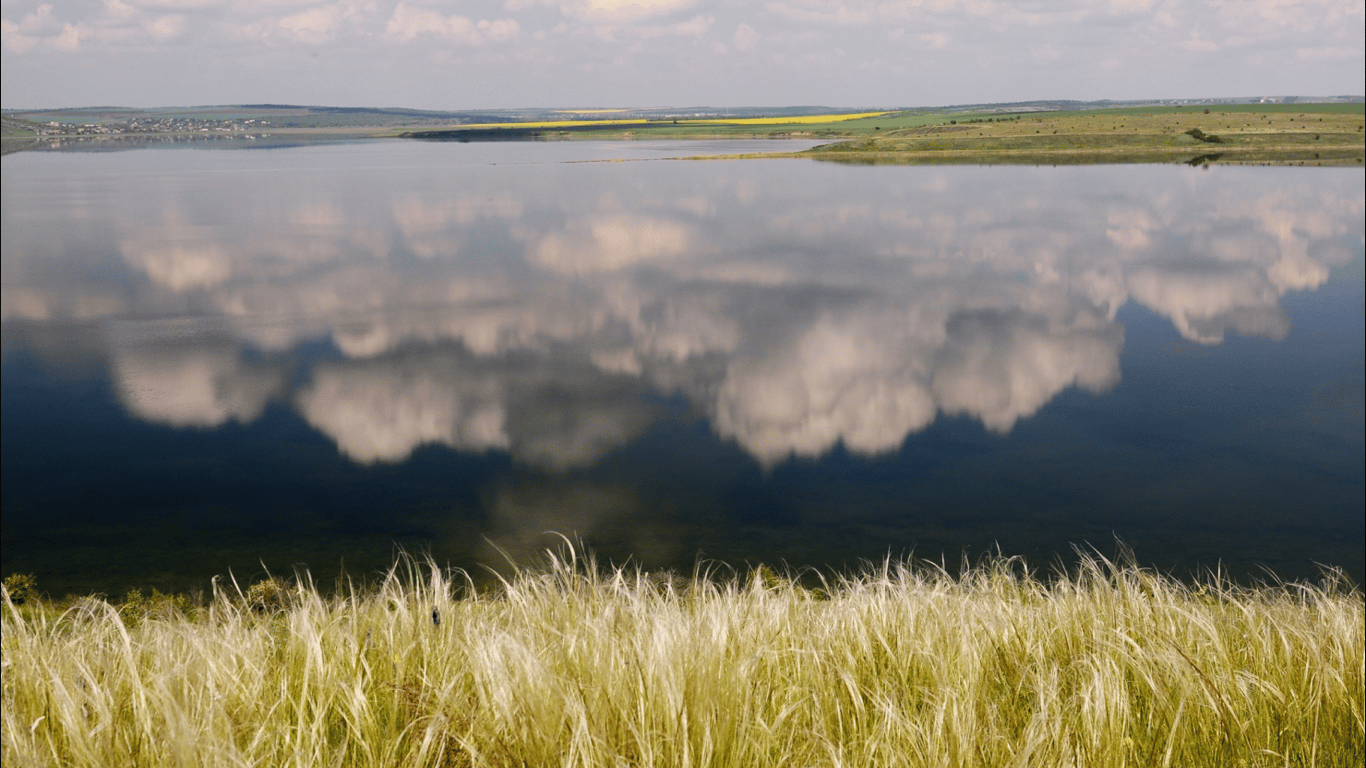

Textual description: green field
[794,105,1366,166]
[8,103,1364,165]
[391,104,1365,166]
[4,551,1362,767]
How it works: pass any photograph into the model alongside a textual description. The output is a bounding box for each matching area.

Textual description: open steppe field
[3,552,1362,768]
[799,104,1366,166]
[1084,103,1365,116]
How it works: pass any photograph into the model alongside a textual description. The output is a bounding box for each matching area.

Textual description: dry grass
[3,549,1362,767]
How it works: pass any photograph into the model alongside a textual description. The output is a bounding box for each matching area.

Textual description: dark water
[3,140,1363,596]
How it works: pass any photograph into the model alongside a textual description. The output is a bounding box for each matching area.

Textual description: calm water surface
[3,140,1362,595]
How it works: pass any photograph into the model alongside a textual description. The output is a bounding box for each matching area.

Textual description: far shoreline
[6,103,1362,166]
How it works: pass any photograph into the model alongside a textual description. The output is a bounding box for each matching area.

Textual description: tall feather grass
[2,548,1362,767]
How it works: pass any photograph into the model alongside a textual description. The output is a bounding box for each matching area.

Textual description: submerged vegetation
[3,550,1362,767]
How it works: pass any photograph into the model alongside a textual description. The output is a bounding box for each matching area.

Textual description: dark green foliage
[244,576,293,612]
[1185,127,1225,143]
[118,587,194,622]
[2,573,39,605]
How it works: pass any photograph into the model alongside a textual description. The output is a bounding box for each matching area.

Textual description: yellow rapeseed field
[448,118,650,129]
[689,112,890,125]
[450,112,889,131]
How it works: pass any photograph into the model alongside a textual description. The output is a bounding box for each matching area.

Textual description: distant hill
[4,97,1360,148]
[6,96,1357,129]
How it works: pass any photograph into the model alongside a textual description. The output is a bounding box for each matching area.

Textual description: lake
[2,139,1362,597]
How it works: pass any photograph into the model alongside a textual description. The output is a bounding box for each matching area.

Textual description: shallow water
[3,139,1362,595]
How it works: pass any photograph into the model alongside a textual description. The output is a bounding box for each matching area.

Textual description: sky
[2,0,1364,110]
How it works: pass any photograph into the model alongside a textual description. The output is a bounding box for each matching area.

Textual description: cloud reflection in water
[4,157,1359,468]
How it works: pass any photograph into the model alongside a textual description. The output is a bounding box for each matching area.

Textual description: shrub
[1,573,38,605]
[243,575,293,612]
[118,587,194,622]
[1185,127,1224,144]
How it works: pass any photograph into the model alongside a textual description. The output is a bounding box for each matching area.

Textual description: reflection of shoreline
[800,146,1365,167]
[0,133,380,156]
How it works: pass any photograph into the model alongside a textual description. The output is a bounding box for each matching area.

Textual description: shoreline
[7,105,1362,167]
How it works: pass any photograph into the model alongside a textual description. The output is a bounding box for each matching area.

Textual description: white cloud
[118,0,236,9]
[929,308,1121,432]
[714,306,940,462]
[918,31,947,48]
[102,0,141,21]
[122,238,235,291]
[294,349,659,467]
[1126,265,1291,344]
[391,193,523,259]
[1,19,39,52]
[18,3,66,36]
[636,12,708,36]
[278,6,342,42]
[764,0,871,25]
[386,3,521,43]
[528,212,693,274]
[111,345,283,428]
[731,20,755,49]
[2,0,1361,104]
[296,354,510,462]
[8,150,1360,466]
[1180,35,1219,53]
[2,3,80,51]
[51,21,79,48]
[143,13,184,39]
[555,0,695,23]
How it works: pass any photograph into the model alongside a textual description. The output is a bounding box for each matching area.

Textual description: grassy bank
[3,551,1362,767]
[11,105,1363,166]
[797,106,1365,166]
[393,104,1365,165]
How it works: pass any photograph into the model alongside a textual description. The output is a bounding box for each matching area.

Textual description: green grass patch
[4,550,1361,767]
[405,105,1364,166]
[796,107,1366,166]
